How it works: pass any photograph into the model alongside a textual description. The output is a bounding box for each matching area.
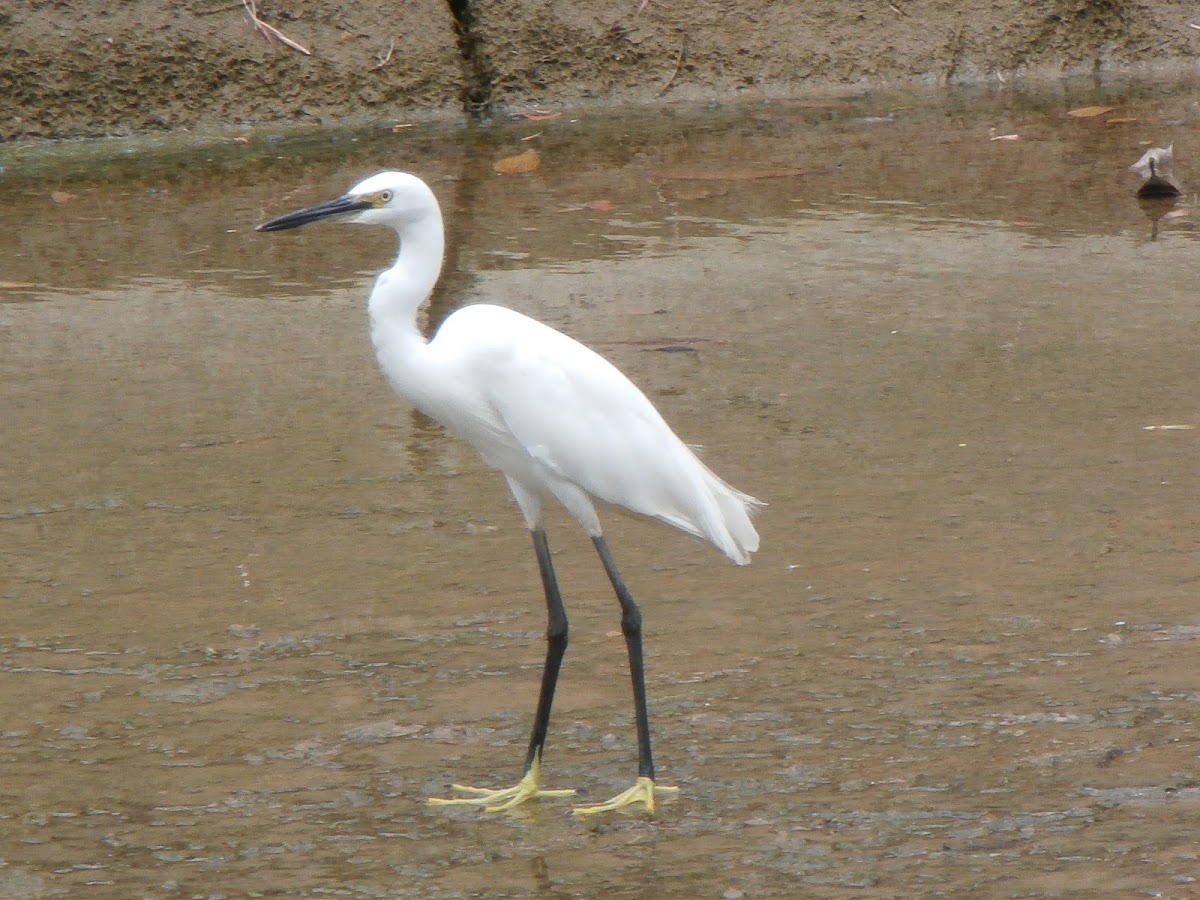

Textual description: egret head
[257,171,440,233]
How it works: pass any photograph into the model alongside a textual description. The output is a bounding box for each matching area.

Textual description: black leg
[592,535,655,780]
[522,527,569,773]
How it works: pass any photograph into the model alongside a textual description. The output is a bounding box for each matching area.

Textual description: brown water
[2,90,1199,898]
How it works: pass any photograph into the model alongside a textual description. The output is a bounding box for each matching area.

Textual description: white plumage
[258,170,761,815]
[387,303,759,561]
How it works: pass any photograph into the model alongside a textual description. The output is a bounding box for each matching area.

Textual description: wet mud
[2,92,1199,896]
[5,0,1200,140]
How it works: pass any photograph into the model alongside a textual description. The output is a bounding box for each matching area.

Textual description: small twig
[373,37,395,69]
[1189,22,1200,30]
[656,34,686,97]
[636,0,652,14]
[242,0,312,55]
[888,3,907,16]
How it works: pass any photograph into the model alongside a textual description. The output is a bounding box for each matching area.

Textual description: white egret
[257,171,762,814]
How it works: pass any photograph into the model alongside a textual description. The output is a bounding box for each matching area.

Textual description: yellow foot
[572,776,679,816]
[427,754,575,812]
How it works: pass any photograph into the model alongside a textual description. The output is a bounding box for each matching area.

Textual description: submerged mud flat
[2,95,1199,896]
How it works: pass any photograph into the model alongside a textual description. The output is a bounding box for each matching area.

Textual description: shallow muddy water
[2,90,1199,898]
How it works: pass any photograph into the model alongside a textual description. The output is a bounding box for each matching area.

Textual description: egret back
[427,305,762,564]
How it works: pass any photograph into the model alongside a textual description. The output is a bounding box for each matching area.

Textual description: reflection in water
[1137,195,1184,241]
[2,91,1200,896]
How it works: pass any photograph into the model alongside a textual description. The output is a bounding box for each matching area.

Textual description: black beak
[256,194,372,232]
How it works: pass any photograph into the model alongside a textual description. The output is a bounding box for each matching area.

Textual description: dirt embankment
[2,0,1199,142]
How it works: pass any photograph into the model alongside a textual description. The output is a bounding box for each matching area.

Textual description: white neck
[368,209,445,331]
[367,208,446,410]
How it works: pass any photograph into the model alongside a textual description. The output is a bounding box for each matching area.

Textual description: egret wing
[465,309,704,516]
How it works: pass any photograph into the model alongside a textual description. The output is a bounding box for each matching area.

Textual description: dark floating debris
[1129,144,1182,199]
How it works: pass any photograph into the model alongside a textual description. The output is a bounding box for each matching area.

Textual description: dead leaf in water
[50,191,73,205]
[1066,105,1114,118]
[584,199,615,211]
[1161,208,1191,221]
[493,148,541,175]
[657,166,805,181]
[598,336,718,351]
[0,281,35,289]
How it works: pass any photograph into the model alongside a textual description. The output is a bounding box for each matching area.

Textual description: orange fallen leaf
[1162,208,1191,221]
[584,199,615,211]
[1067,105,1114,118]
[493,148,542,175]
[233,135,251,145]
[50,191,73,204]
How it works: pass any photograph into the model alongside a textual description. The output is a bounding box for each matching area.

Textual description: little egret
[257,171,762,814]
